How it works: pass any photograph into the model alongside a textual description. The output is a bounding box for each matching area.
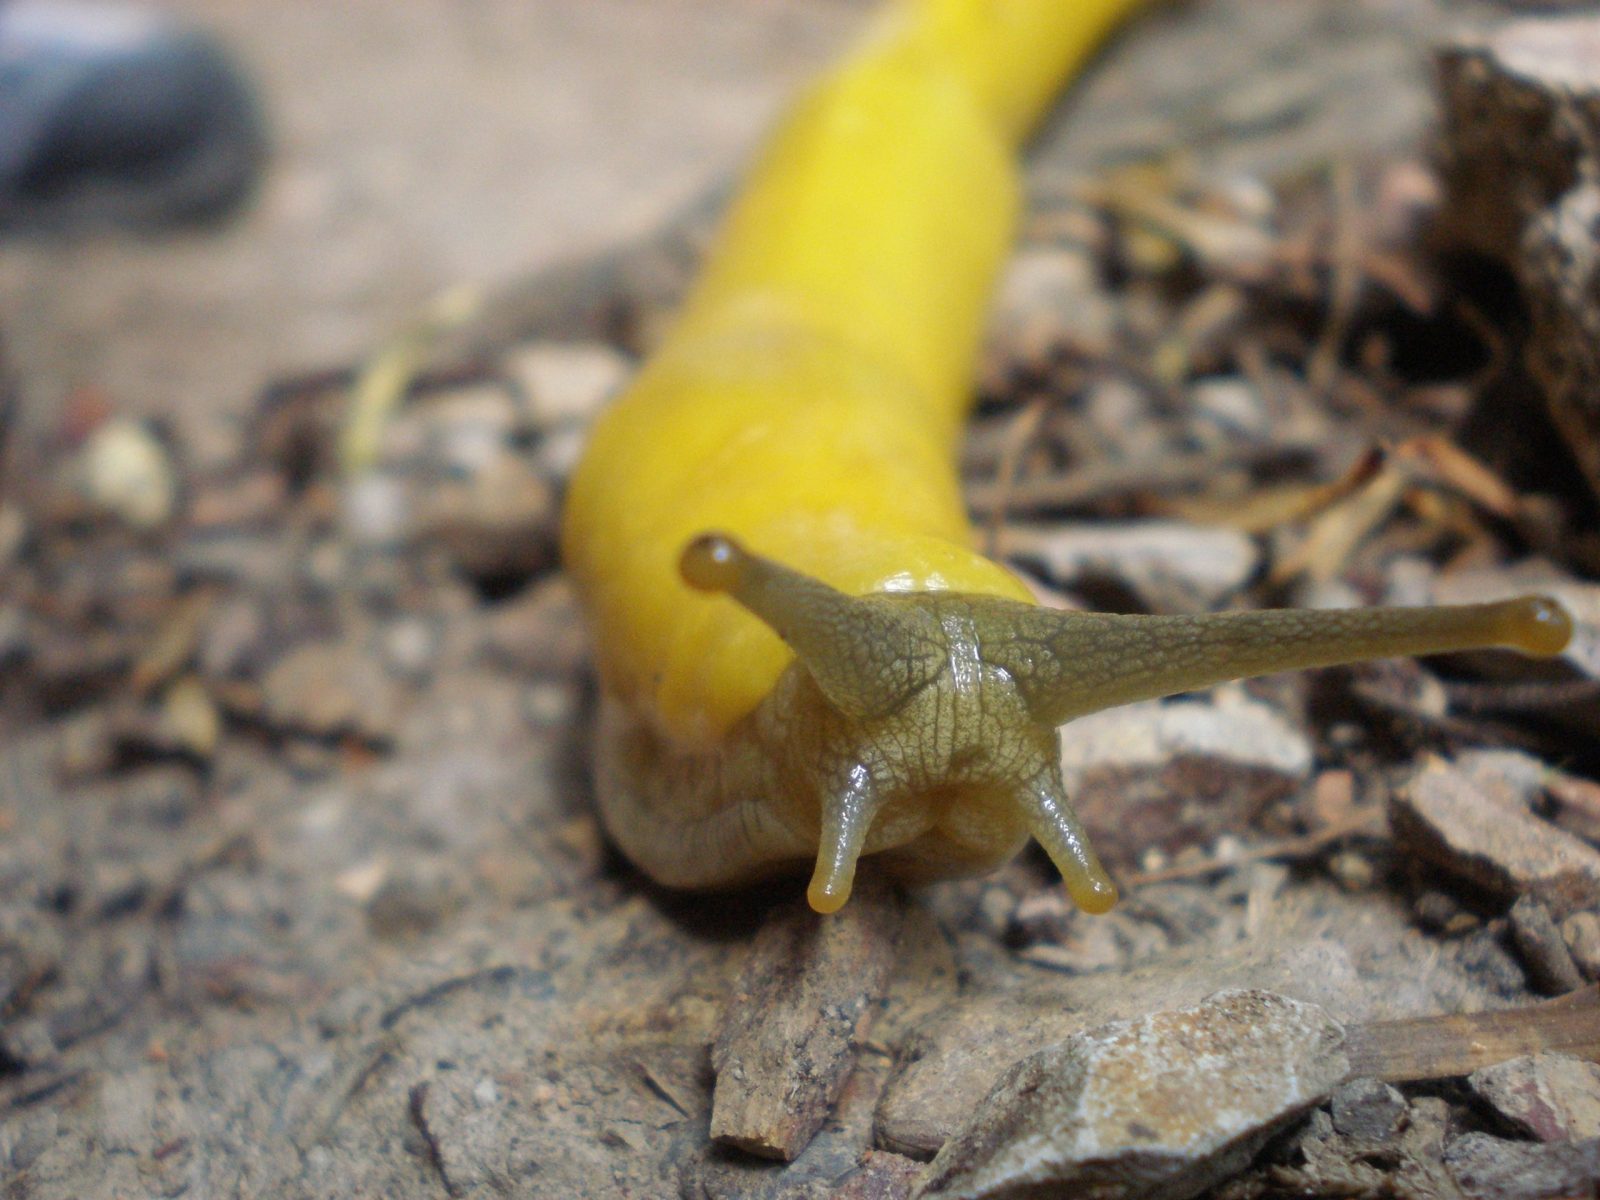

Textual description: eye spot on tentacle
[1513,595,1573,657]
[680,532,746,593]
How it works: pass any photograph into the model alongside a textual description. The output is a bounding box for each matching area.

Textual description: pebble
[1190,375,1270,442]
[261,640,404,743]
[413,447,555,580]
[1509,895,1586,994]
[1329,1077,1407,1143]
[1390,757,1600,920]
[506,340,630,426]
[76,418,177,532]
[1005,519,1259,613]
[913,990,1348,1200]
[1561,910,1600,980]
[989,245,1117,361]
[1469,1053,1600,1143]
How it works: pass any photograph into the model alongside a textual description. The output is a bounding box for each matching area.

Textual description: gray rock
[261,639,405,743]
[912,990,1348,1200]
[1329,1077,1407,1143]
[875,934,1366,1161]
[1005,520,1259,613]
[1563,911,1600,981]
[1391,757,1600,920]
[1510,896,1587,995]
[1444,1131,1600,1200]
[1470,1053,1600,1143]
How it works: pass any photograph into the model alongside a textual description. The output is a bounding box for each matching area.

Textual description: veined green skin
[599,535,1571,914]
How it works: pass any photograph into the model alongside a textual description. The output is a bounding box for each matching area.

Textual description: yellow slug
[560,0,1573,915]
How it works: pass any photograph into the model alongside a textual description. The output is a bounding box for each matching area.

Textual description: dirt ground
[6,2,1600,1198]
[0,0,863,464]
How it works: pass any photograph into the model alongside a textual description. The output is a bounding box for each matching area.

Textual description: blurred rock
[1437,15,1600,503]
[912,990,1347,1200]
[1392,757,1600,920]
[153,676,223,760]
[74,418,178,532]
[261,639,404,743]
[988,245,1117,365]
[479,575,589,678]
[1469,1053,1600,1143]
[1443,1131,1600,1200]
[1189,375,1270,444]
[1059,689,1312,870]
[1005,520,1258,613]
[506,340,630,426]
[1544,772,1600,846]
[1562,911,1600,980]
[1329,1076,1406,1142]
[413,447,555,581]
[363,857,466,939]
[1509,896,1586,995]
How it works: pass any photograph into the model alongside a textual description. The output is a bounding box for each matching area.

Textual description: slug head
[681,533,1572,915]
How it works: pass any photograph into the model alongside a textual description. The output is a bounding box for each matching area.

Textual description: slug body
[561,0,1573,914]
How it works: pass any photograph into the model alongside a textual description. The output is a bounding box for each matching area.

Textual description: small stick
[1343,986,1600,1083]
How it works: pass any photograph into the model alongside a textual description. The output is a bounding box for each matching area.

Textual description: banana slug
[560,0,1573,915]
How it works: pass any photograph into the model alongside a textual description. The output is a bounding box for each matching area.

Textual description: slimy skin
[561,0,1575,914]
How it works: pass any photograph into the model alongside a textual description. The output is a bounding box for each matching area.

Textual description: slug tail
[884,0,1149,147]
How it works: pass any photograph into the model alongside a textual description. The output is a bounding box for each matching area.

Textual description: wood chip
[710,878,904,1161]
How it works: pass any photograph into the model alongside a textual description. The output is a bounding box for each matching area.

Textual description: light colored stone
[1006,520,1259,613]
[1469,1053,1600,1143]
[1391,757,1600,920]
[507,340,630,425]
[913,990,1348,1200]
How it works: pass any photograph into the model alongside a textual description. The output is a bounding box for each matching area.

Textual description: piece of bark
[1437,16,1600,503]
[710,877,904,1161]
[1343,986,1600,1083]
[1390,757,1600,920]
[687,1047,920,1200]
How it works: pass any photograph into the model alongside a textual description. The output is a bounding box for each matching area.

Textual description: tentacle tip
[806,874,852,915]
[680,532,746,593]
[1066,872,1119,915]
[1510,594,1574,657]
